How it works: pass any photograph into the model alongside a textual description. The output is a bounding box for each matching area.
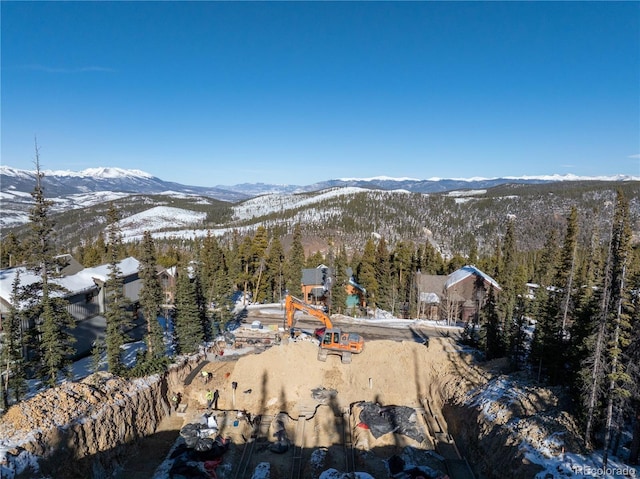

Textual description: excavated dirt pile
[0,353,203,479]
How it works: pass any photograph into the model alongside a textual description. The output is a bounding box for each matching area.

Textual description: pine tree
[534,208,579,383]
[0,232,24,268]
[237,235,254,303]
[626,264,640,464]
[306,251,324,268]
[80,234,104,267]
[330,245,349,314]
[226,231,242,292]
[251,226,270,302]
[200,233,233,331]
[468,239,478,266]
[265,237,285,303]
[556,207,579,336]
[25,143,75,387]
[1,271,27,408]
[390,241,413,318]
[138,231,165,359]
[285,224,305,297]
[528,230,559,344]
[104,204,132,375]
[174,265,204,354]
[420,240,444,275]
[481,287,504,359]
[602,191,633,466]
[357,238,378,309]
[583,192,633,451]
[193,268,210,341]
[496,220,520,362]
[374,237,392,311]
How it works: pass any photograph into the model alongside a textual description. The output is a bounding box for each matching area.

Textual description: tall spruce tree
[420,240,444,275]
[138,231,165,359]
[602,191,633,466]
[626,264,640,464]
[330,245,349,314]
[582,192,632,449]
[104,204,132,374]
[493,220,519,360]
[390,241,413,317]
[173,265,204,354]
[237,235,254,303]
[357,238,379,309]
[201,233,233,331]
[285,224,305,297]
[374,237,392,311]
[481,287,503,360]
[26,144,75,387]
[251,226,270,302]
[265,237,285,303]
[193,268,210,341]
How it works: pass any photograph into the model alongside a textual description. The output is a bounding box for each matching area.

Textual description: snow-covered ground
[467,376,640,479]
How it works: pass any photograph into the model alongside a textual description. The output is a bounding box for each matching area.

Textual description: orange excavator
[284,294,364,364]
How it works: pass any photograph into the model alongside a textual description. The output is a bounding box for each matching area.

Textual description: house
[158,265,177,314]
[415,265,501,324]
[345,276,367,309]
[0,256,142,358]
[301,265,332,304]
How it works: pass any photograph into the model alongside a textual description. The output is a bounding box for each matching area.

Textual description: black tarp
[357,402,426,443]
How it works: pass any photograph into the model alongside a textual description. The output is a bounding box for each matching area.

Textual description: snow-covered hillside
[232,187,372,221]
[117,206,207,239]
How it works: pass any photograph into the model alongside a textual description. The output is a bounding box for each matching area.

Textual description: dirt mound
[209,338,445,414]
[0,372,131,441]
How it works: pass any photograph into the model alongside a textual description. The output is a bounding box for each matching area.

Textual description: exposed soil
[149,336,481,478]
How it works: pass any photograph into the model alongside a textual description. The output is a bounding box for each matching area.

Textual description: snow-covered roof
[0,257,140,307]
[348,277,366,293]
[79,257,140,282]
[445,265,501,291]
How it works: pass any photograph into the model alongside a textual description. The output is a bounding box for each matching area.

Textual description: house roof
[0,257,140,308]
[348,277,366,293]
[415,274,448,293]
[445,265,501,291]
[53,254,84,276]
[302,266,332,286]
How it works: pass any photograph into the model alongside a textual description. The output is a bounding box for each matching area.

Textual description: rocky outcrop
[0,352,203,479]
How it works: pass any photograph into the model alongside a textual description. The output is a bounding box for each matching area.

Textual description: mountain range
[2,165,637,201]
[1,165,639,257]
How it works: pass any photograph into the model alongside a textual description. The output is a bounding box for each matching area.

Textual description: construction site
[0,303,580,479]
[158,333,481,479]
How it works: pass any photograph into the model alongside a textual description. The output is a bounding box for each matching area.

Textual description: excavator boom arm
[285,294,333,329]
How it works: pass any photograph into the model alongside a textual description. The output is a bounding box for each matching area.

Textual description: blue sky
[2,1,639,186]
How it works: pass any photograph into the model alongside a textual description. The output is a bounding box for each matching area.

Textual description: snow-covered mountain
[4,165,638,199]
[1,165,639,232]
[217,173,640,196]
[0,166,248,201]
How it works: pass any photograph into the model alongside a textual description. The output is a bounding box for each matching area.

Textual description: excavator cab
[285,294,364,364]
[317,328,364,364]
